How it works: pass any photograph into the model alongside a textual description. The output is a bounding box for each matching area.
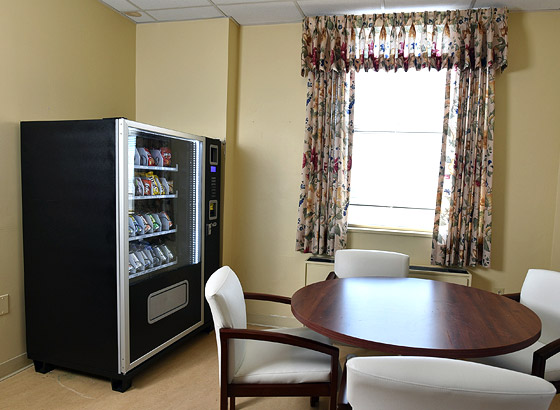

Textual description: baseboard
[247,313,301,328]
[0,353,32,381]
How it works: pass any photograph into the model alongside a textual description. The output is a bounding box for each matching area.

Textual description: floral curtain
[297,8,507,263]
[295,70,355,255]
[432,67,494,267]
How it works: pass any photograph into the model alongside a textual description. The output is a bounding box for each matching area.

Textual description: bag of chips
[159,212,173,231]
[133,214,152,235]
[154,245,168,264]
[160,147,172,166]
[145,172,160,195]
[142,178,152,196]
[160,244,174,262]
[143,148,155,166]
[146,214,161,232]
[135,177,144,196]
[150,149,163,167]
[159,178,170,195]
[138,147,148,166]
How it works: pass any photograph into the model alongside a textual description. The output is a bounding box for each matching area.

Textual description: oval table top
[291,277,541,358]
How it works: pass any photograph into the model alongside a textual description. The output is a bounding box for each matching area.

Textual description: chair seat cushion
[232,326,333,384]
[477,341,560,381]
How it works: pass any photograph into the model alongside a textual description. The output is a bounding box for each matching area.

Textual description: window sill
[348,226,432,238]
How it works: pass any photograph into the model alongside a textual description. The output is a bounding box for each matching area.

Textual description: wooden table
[291,277,541,358]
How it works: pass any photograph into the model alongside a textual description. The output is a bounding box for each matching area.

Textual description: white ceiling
[99,0,560,25]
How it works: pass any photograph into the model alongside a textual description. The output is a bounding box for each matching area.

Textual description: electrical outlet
[0,294,8,315]
[493,288,505,295]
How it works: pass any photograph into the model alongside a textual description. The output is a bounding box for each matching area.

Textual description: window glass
[349,70,447,232]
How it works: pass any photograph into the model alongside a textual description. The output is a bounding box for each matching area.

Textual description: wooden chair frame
[218,292,339,410]
[505,293,560,393]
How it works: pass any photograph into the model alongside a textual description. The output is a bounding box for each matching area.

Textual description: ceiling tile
[100,0,139,12]
[220,2,303,25]
[382,0,471,13]
[298,0,384,17]
[131,0,211,9]
[148,6,225,21]
[474,0,560,11]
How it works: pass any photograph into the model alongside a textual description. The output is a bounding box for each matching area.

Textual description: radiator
[409,265,471,286]
[305,259,472,287]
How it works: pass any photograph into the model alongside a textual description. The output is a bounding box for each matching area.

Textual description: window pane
[349,69,446,231]
[353,70,446,133]
[350,131,441,209]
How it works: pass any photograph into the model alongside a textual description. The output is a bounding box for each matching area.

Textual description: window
[349,69,447,232]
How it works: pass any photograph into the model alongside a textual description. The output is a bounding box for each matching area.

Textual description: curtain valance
[301,8,508,76]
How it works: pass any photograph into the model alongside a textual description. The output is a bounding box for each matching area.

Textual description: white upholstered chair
[205,266,339,410]
[477,269,560,392]
[344,356,556,410]
[328,249,409,279]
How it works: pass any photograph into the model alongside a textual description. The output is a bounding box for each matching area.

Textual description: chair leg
[230,396,235,410]
[330,391,337,410]
[310,396,319,407]
[220,384,228,410]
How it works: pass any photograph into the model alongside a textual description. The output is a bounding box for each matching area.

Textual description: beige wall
[135,18,239,265]
[470,11,560,291]
[136,19,232,140]
[233,24,309,324]
[0,0,136,379]
[233,11,560,324]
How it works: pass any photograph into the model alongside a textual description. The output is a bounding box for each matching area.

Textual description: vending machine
[20,119,221,391]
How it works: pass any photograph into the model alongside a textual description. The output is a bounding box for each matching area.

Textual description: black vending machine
[20,119,221,391]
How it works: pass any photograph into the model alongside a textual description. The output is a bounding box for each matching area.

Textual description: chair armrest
[220,327,339,358]
[326,271,338,280]
[503,292,521,302]
[219,328,339,401]
[244,292,291,305]
[532,337,560,378]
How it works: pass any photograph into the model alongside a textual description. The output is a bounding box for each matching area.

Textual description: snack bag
[130,215,142,236]
[142,148,155,166]
[133,214,152,235]
[135,177,144,196]
[140,249,152,270]
[160,244,174,261]
[128,216,136,237]
[160,147,172,166]
[166,180,174,194]
[138,147,149,166]
[152,213,162,231]
[150,149,163,167]
[142,178,152,196]
[153,175,163,196]
[142,213,154,232]
[145,245,161,267]
[134,148,140,165]
[146,214,161,232]
[159,212,173,230]
[154,246,168,264]
[129,252,143,272]
[145,172,160,196]
[134,251,146,271]
[159,178,170,195]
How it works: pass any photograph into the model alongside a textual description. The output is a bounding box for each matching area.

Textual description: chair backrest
[205,266,247,382]
[346,356,556,410]
[334,249,409,279]
[520,269,560,344]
